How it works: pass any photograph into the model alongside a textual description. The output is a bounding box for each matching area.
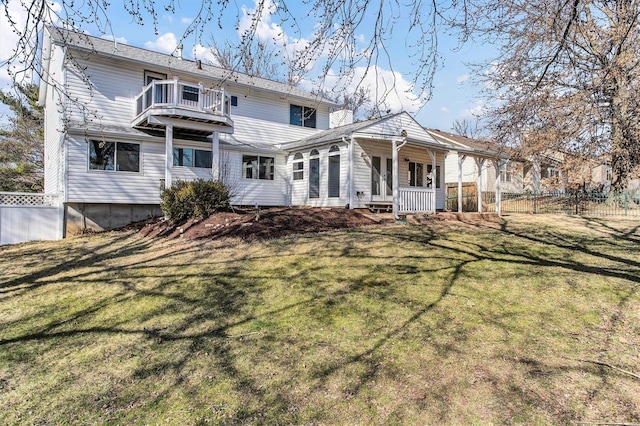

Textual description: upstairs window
[182,86,199,102]
[243,155,275,180]
[292,152,304,180]
[290,104,317,128]
[89,140,140,173]
[173,148,212,168]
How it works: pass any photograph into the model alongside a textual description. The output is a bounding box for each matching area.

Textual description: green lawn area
[1,214,639,424]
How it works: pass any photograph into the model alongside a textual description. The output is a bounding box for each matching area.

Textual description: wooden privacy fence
[0,192,63,245]
[485,191,640,217]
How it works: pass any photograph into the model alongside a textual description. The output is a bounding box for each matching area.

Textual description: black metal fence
[492,191,640,217]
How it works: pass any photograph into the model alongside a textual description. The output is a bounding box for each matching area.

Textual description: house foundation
[65,203,163,235]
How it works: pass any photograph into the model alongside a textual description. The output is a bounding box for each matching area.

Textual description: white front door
[371,156,393,201]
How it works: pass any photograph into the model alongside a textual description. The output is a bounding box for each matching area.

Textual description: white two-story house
[39,27,452,235]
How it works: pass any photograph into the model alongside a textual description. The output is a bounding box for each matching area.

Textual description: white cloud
[462,102,486,118]
[456,73,470,84]
[101,34,128,44]
[238,0,286,44]
[440,106,450,113]
[322,65,425,114]
[144,32,179,55]
[181,17,193,25]
[192,44,220,66]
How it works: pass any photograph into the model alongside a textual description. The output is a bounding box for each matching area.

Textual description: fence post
[533,193,537,214]
[624,191,628,216]
[575,191,579,215]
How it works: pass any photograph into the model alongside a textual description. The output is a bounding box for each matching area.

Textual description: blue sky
[0,0,492,132]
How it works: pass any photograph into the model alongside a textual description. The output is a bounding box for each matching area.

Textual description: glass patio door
[371,156,393,201]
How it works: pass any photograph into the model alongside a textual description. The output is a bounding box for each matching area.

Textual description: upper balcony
[132,78,234,138]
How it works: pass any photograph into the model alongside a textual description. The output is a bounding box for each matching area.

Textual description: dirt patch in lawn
[129,207,379,242]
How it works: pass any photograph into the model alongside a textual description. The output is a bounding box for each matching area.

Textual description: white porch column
[532,155,542,194]
[348,135,354,209]
[392,139,399,219]
[458,154,466,213]
[211,131,220,181]
[493,159,504,216]
[165,124,173,188]
[475,157,485,213]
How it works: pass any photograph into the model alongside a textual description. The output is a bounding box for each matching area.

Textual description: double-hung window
[89,140,140,172]
[290,104,317,128]
[243,155,275,180]
[292,152,304,180]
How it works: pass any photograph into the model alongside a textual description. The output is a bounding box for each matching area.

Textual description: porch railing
[134,79,231,118]
[399,188,436,213]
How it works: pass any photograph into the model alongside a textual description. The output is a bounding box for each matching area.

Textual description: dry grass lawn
[0,214,639,424]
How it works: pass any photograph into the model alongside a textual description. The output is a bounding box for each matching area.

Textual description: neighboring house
[428,129,564,195]
[39,27,451,234]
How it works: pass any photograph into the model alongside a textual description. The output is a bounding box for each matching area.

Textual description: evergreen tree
[0,84,44,192]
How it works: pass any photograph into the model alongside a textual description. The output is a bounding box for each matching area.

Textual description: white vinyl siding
[43,43,67,197]
[64,54,330,142]
[65,135,165,204]
[225,151,287,206]
[353,139,447,210]
[288,144,349,208]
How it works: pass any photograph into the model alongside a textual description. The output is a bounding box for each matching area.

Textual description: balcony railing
[134,78,231,119]
[399,188,436,213]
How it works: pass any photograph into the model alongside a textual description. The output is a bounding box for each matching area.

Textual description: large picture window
[290,104,317,128]
[242,155,275,180]
[173,148,212,168]
[89,140,140,172]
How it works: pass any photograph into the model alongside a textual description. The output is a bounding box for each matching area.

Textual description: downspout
[343,135,353,209]
[393,133,408,220]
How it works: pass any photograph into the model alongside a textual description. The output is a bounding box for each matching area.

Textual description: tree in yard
[465,0,640,191]
[0,83,44,192]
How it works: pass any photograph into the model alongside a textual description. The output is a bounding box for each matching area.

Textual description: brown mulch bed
[130,207,378,242]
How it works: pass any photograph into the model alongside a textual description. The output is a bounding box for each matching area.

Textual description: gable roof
[43,26,336,106]
[425,128,510,160]
[281,112,450,152]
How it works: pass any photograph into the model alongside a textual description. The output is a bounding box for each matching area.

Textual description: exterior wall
[65,133,165,204]
[65,203,163,234]
[225,150,288,206]
[63,54,330,143]
[444,152,480,186]
[484,161,525,193]
[224,90,330,144]
[43,43,67,197]
[287,143,350,208]
[444,153,525,193]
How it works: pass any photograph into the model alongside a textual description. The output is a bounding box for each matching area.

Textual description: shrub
[160,179,231,222]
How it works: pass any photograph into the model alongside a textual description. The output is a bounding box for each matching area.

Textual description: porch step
[365,202,392,213]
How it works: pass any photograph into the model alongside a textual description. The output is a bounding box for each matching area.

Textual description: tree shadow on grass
[1,218,638,423]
